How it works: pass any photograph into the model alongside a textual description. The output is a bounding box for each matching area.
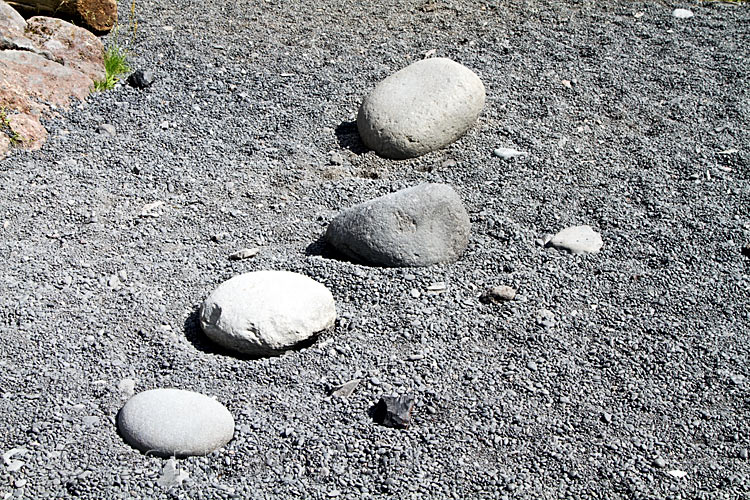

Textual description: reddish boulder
[0,50,93,115]
[0,133,10,158]
[25,16,105,81]
[7,112,47,150]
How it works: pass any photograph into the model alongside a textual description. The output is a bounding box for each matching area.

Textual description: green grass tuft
[0,108,23,146]
[94,45,131,92]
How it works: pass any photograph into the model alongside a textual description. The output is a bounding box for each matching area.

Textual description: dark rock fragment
[374,395,414,429]
[128,69,156,89]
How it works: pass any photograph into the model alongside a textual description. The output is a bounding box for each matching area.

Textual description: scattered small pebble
[493,147,529,159]
[535,309,555,328]
[548,225,603,254]
[157,458,189,488]
[601,412,613,424]
[118,378,136,397]
[210,232,229,243]
[672,8,694,19]
[480,285,516,303]
[82,416,99,427]
[228,248,260,260]
[653,457,667,468]
[329,379,361,398]
[140,201,165,218]
[96,123,116,136]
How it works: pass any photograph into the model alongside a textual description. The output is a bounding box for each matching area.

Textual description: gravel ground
[1,0,749,498]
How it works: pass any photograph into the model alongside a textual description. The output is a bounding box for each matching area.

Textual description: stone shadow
[304,232,368,267]
[335,120,368,155]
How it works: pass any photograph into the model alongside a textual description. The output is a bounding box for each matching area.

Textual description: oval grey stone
[200,271,336,355]
[325,183,470,267]
[117,389,234,457]
[357,58,485,159]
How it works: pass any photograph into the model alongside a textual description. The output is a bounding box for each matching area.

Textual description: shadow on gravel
[305,234,364,267]
[335,121,368,155]
[183,307,319,360]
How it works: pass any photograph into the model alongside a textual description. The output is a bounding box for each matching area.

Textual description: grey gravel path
[1,0,749,498]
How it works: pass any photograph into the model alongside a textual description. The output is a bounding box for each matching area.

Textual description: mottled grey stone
[357,58,485,159]
[325,183,470,267]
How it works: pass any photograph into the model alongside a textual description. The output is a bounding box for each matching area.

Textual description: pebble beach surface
[0,0,749,498]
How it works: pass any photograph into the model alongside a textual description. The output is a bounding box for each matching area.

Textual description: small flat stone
[480,285,516,303]
[493,147,529,159]
[228,248,260,260]
[374,395,415,429]
[117,388,234,457]
[329,379,361,398]
[535,309,555,328]
[653,457,667,468]
[548,225,603,254]
[667,470,687,479]
[672,8,694,19]
[601,412,613,424]
[82,416,99,427]
[97,123,116,136]
[157,458,189,487]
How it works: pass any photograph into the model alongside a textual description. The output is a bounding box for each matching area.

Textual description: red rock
[0,134,10,158]
[0,50,92,115]
[7,113,47,150]
[25,16,105,81]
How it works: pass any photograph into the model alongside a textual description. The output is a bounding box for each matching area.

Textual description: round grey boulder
[325,183,470,267]
[357,58,485,159]
[117,388,234,457]
[200,271,336,355]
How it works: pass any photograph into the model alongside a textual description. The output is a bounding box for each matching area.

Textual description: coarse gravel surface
[1,0,749,498]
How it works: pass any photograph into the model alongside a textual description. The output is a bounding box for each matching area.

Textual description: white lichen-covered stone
[549,225,603,255]
[200,271,336,355]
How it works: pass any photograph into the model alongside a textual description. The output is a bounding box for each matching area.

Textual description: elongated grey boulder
[357,58,485,159]
[325,183,470,267]
[200,271,336,356]
[118,389,234,457]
